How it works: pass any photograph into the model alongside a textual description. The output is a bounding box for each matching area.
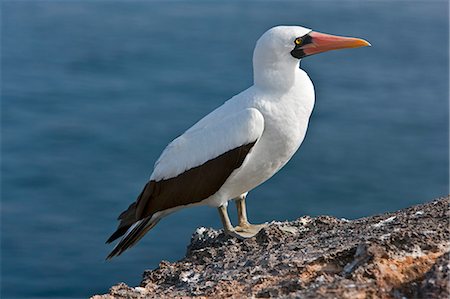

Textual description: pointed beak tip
[362,40,371,47]
[354,38,371,48]
[304,32,371,56]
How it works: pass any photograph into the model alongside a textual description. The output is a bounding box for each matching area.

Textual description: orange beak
[301,31,371,56]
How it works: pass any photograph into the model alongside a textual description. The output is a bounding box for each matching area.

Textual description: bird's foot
[225,222,267,239]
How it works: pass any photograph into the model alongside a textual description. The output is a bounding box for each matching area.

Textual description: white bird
[106,25,370,259]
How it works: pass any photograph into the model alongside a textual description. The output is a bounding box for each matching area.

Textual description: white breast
[206,68,315,206]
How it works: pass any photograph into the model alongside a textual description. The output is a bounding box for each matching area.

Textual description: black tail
[106,182,159,259]
[106,202,138,244]
[106,216,161,260]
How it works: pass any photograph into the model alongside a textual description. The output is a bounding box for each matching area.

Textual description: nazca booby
[106,25,370,259]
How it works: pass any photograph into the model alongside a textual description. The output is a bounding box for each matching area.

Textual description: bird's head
[253,25,370,89]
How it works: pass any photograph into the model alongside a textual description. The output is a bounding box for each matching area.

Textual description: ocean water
[1,1,448,298]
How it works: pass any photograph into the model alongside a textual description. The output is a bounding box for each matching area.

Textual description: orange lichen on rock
[371,251,444,291]
[92,196,449,299]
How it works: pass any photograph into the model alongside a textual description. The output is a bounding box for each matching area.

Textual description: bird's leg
[235,193,250,228]
[217,203,262,239]
[233,193,267,236]
[218,204,235,233]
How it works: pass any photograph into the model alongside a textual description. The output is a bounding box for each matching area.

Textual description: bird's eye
[295,38,303,45]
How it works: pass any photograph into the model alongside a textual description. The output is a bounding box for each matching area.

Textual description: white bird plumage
[152,108,265,182]
[106,25,370,258]
[153,26,315,206]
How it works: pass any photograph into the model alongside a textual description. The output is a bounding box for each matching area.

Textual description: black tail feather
[106,216,160,260]
[105,202,138,244]
[106,182,158,259]
[106,226,131,244]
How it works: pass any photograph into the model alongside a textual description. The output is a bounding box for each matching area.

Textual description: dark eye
[294,37,302,45]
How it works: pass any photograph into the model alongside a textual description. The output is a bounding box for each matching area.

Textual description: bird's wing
[136,107,265,219]
[105,107,264,258]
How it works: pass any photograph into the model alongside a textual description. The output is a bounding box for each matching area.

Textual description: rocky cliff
[92,196,449,298]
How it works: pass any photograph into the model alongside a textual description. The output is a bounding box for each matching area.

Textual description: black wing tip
[105,237,132,260]
[105,233,115,244]
[105,241,128,260]
[105,234,118,244]
[105,226,131,244]
[105,254,113,261]
[105,249,121,260]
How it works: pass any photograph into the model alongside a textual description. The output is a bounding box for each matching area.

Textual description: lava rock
[92,196,449,298]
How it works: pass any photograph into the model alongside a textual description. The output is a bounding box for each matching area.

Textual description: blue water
[2,1,448,298]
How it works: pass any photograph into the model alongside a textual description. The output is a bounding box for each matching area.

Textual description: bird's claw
[226,223,267,239]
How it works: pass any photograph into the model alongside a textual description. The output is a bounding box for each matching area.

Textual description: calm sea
[2,1,448,298]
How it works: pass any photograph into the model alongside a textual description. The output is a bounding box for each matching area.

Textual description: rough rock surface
[92,196,449,298]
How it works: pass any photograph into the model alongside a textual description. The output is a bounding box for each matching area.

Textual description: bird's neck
[253,58,300,91]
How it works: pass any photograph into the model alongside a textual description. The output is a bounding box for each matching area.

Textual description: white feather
[151,108,264,181]
[150,25,316,207]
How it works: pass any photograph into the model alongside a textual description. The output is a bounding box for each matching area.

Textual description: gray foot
[226,223,268,239]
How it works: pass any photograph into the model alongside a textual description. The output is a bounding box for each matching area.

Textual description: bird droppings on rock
[372,216,397,228]
[92,196,449,298]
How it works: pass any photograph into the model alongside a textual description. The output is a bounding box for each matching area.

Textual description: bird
[106,25,370,259]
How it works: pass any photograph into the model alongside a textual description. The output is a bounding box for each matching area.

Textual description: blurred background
[1,1,448,298]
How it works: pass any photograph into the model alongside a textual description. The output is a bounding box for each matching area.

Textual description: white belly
[205,70,315,207]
